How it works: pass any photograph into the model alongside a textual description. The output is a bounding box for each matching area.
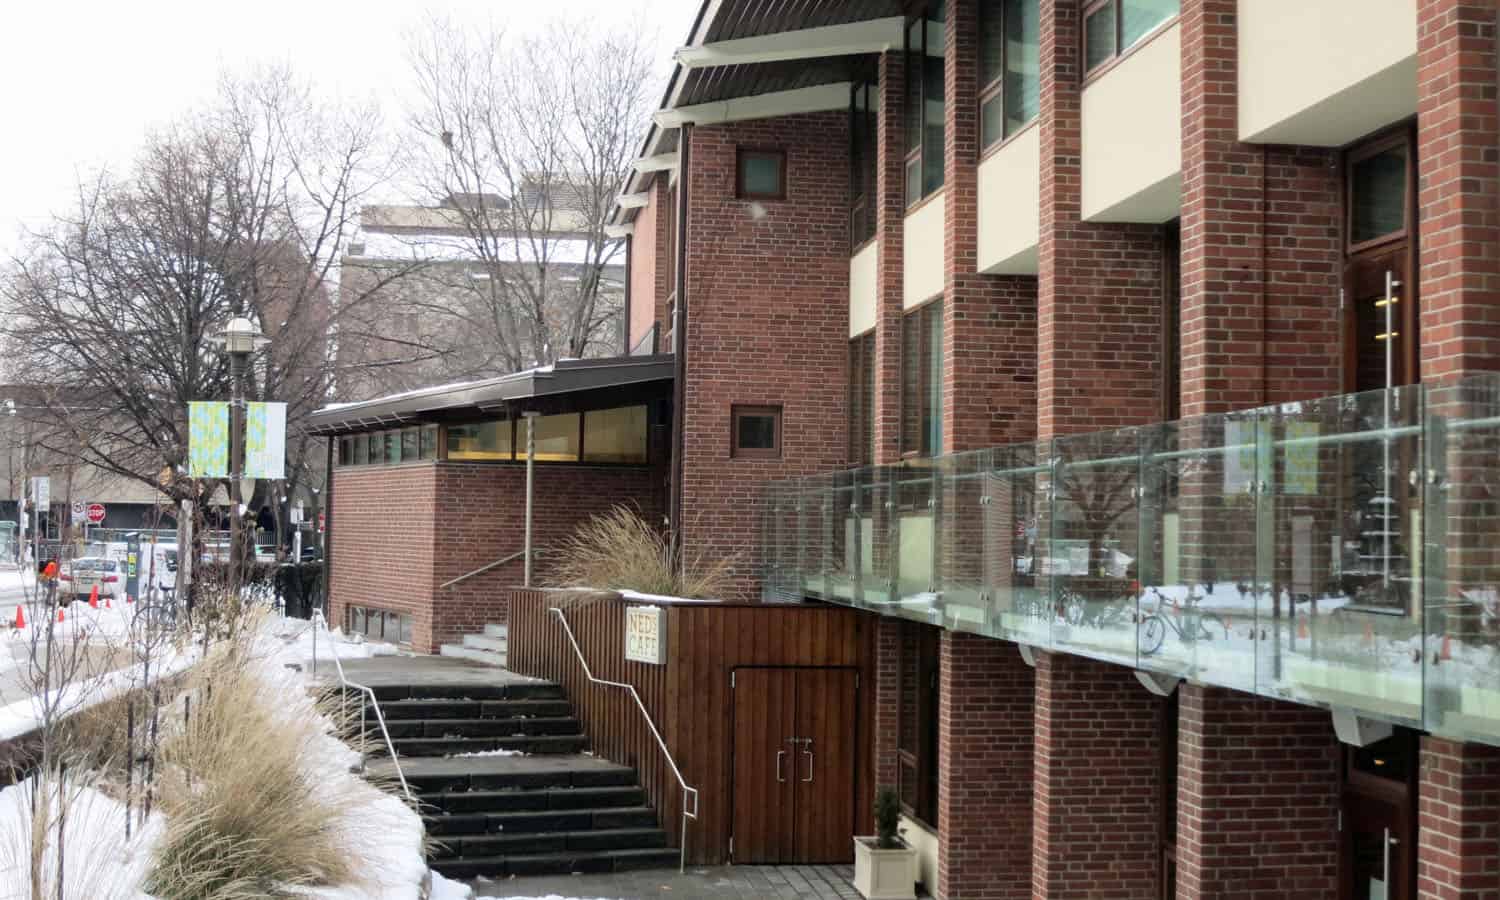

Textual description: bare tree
[0,67,427,541]
[404,16,656,371]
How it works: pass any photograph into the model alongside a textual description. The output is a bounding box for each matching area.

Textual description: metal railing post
[310,610,413,804]
[523,412,539,587]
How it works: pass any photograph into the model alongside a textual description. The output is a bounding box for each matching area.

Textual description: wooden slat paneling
[506,589,875,865]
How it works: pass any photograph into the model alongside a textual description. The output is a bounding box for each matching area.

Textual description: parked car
[58,557,123,606]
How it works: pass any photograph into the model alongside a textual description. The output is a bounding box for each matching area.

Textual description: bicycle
[1138,587,1228,655]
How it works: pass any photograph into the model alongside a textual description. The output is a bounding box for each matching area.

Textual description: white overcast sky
[0,0,700,256]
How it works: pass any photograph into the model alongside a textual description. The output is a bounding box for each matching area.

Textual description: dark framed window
[979,0,1041,149]
[896,620,940,828]
[1347,131,1411,251]
[1082,0,1178,77]
[904,1,947,208]
[849,331,877,467]
[420,424,439,461]
[352,434,368,465]
[849,83,879,250]
[384,431,401,464]
[400,427,419,462]
[736,149,786,200]
[731,405,783,459]
[338,437,352,467]
[901,300,944,458]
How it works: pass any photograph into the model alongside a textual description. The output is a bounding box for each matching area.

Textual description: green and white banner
[245,401,287,480]
[187,401,229,477]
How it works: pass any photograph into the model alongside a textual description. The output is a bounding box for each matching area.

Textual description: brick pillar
[1417,0,1500,382]
[874,50,908,466]
[943,0,1037,453]
[1032,651,1162,900]
[873,614,902,794]
[937,632,1034,900]
[1175,684,1339,900]
[1418,737,1500,899]
[1037,0,1164,441]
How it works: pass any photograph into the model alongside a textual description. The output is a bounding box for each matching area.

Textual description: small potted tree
[854,789,917,900]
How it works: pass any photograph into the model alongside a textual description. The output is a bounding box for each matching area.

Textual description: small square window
[1084,2,1117,72]
[737,149,786,200]
[732,405,783,459]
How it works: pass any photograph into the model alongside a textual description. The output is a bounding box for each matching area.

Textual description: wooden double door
[730,667,859,864]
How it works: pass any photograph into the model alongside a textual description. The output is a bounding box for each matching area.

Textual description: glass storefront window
[582,405,648,464]
[530,413,581,462]
[401,427,419,462]
[385,431,401,464]
[420,424,439,460]
[447,420,514,461]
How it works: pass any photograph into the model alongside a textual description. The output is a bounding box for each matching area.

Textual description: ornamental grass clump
[144,642,357,900]
[547,505,737,599]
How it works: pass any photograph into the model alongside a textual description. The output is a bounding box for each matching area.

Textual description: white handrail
[439,549,529,590]
[309,610,415,806]
[548,606,699,873]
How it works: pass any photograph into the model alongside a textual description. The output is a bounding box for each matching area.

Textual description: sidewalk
[470,864,867,900]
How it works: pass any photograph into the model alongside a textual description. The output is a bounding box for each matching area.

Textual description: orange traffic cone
[88,586,99,609]
[57,608,65,623]
[1440,633,1453,662]
[105,595,112,609]
[13,605,23,629]
[126,594,134,604]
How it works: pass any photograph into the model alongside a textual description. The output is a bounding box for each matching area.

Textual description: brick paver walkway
[469,864,870,899]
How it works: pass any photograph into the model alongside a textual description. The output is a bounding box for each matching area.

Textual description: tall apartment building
[314,1,1500,897]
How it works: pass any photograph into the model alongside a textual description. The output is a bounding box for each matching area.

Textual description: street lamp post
[213,317,268,595]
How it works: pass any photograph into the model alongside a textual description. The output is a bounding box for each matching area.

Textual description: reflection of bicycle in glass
[1138,587,1228,655]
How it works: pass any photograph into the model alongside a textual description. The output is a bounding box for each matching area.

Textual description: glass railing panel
[855,465,895,607]
[801,473,831,601]
[1137,413,1259,689]
[825,468,861,605]
[1424,374,1500,742]
[985,443,1051,646]
[935,450,988,633]
[1047,426,1144,667]
[889,460,942,625]
[760,480,797,602]
[1256,385,1425,727]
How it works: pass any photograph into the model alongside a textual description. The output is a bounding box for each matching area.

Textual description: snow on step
[439,644,508,667]
[462,633,507,653]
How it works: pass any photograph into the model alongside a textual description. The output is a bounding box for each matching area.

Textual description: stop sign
[86,503,106,525]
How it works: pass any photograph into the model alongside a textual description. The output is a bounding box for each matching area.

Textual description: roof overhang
[654,82,852,129]
[674,17,903,69]
[307,355,675,437]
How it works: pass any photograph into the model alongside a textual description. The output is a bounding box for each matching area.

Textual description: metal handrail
[309,609,415,806]
[548,606,699,873]
[439,549,531,590]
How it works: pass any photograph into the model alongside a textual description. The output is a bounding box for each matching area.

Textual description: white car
[58,557,124,606]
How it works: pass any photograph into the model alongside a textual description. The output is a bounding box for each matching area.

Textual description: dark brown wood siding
[507,588,876,866]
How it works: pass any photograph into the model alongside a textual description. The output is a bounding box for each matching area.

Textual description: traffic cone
[126,594,134,604]
[57,608,65,623]
[105,595,112,609]
[88,586,99,609]
[13,605,23,629]
[1440,633,1453,662]
[1297,618,1309,640]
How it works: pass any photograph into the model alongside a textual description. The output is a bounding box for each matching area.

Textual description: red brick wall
[628,186,661,351]
[937,631,1034,900]
[874,51,908,466]
[330,461,663,653]
[1418,737,1500,899]
[1032,651,1162,900]
[1037,0,1165,441]
[330,464,438,650]
[1417,0,1500,382]
[944,0,1038,452]
[680,111,851,598]
[1175,684,1340,900]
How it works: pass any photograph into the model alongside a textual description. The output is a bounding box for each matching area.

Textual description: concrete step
[381,733,588,758]
[439,644,508,668]
[385,754,636,794]
[432,826,667,860]
[420,785,646,815]
[430,846,679,879]
[462,633,508,653]
[369,698,572,721]
[367,681,562,703]
[423,805,660,837]
[483,623,508,639]
[371,716,583,741]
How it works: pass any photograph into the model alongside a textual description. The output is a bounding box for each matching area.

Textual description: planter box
[854,837,917,900]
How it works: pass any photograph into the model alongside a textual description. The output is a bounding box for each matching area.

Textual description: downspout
[669,124,692,566]
[523,411,538,586]
[323,436,334,618]
[622,232,633,355]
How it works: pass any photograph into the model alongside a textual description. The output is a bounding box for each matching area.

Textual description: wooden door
[730,667,796,863]
[731,667,860,864]
[1345,248,1416,393]
[792,668,859,863]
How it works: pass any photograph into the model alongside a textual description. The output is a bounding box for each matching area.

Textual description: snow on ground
[0,773,163,900]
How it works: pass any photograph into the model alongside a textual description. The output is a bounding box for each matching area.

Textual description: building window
[346,604,413,646]
[530,413,582,462]
[1083,0,1178,76]
[896,620,940,828]
[731,405,783,459]
[447,420,515,461]
[979,0,1040,148]
[338,437,352,466]
[904,1,947,207]
[353,434,368,465]
[737,149,786,200]
[420,424,439,461]
[849,83,879,249]
[901,300,944,457]
[384,431,402,464]
[581,405,649,464]
[1348,136,1409,248]
[400,427,419,462]
[849,332,877,467]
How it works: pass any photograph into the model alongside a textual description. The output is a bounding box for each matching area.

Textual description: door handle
[1382,827,1391,889]
[776,749,787,783]
[802,744,814,783]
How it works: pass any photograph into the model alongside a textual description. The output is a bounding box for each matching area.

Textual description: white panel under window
[1080,22,1182,223]
[849,242,878,338]
[902,192,946,309]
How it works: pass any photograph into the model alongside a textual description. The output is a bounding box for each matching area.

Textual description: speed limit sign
[70,500,87,526]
